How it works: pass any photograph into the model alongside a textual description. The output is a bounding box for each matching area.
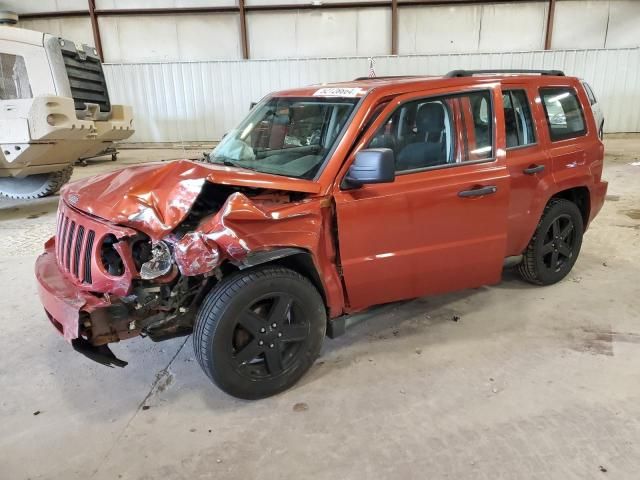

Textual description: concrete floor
[1,138,639,480]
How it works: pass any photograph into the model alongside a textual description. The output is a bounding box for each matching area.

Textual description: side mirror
[249,102,257,110]
[344,148,395,188]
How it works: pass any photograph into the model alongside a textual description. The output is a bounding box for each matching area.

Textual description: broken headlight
[100,234,125,276]
[140,241,173,280]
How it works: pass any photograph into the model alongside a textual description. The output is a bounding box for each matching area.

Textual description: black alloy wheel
[231,292,311,379]
[193,266,326,399]
[540,213,577,273]
[519,198,584,285]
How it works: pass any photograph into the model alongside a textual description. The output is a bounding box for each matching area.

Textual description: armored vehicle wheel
[193,266,326,399]
[0,165,73,200]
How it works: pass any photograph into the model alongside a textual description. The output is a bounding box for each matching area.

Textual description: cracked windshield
[209,96,359,179]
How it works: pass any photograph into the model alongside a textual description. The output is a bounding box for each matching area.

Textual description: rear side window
[540,87,586,141]
[0,53,32,100]
[503,90,536,148]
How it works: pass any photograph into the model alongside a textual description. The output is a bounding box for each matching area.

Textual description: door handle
[458,185,497,198]
[523,164,545,175]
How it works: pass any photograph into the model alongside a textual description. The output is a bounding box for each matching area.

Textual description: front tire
[519,198,584,285]
[193,266,326,399]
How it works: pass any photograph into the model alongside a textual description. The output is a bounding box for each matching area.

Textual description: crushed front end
[34,160,341,369]
[35,198,214,367]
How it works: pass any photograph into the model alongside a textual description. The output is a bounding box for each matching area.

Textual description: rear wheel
[0,165,73,199]
[193,266,326,399]
[519,198,584,285]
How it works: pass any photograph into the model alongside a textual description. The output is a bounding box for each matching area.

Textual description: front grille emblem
[68,194,79,206]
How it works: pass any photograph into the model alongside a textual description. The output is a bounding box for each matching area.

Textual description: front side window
[367,90,493,173]
[540,87,586,141]
[0,53,32,100]
[503,89,536,148]
[209,96,358,179]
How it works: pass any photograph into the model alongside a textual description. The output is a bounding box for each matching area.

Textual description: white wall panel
[175,13,241,60]
[10,1,640,63]
[553,0,640,50]
[245,0,378,4]
[104,58,364,142]
[295,11,357,57]
[552,1,609,49]
[18,17,95,46]
[4,0,87,14]
[398,5,481,55]
[606,0,640,48]
[479,2,547,51]
[104,47,640,142]
[248,8,389,59]
[100,16,179,62]
[356,8,391,57]
[99,13,241,62]
[246,12,296,59]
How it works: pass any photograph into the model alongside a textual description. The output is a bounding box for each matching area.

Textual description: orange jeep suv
[35,69,607,399]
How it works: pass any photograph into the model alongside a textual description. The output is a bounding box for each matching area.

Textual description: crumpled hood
[61,159,320,240]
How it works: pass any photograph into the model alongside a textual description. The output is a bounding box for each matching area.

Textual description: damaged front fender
[172,192,345,316]
[173,231,221,277]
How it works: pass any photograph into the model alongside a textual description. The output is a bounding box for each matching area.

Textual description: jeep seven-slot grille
[61,50,111,113]
[56,208,95,285]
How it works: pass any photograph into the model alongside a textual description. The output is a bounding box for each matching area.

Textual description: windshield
[209,96,359,179]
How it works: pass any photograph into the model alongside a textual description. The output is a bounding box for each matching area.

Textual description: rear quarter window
[540,87,586,142]
[582,82,597,105]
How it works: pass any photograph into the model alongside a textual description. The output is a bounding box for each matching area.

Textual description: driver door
[333,85,510,312]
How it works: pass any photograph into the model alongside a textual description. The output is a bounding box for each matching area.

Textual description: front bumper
[35,237,129,367]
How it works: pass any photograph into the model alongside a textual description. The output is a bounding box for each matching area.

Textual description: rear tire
[193,266,326,399]
[519,198,584,285]
[0,165,73,199]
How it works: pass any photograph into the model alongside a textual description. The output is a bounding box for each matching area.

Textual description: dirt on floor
[0,138,639,480]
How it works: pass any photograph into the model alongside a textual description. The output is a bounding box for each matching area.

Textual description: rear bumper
[589,180,608,225]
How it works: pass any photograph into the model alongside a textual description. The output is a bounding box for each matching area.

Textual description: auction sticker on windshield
[313,87,364,97]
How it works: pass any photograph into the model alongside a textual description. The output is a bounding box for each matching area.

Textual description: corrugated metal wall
[103,47,640,142]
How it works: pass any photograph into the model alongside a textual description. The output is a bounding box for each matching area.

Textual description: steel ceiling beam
[391,0,398,55]
[544,0,557,50]
[19,10,88,19]
[87,0,104,61]
[239,0,249,59]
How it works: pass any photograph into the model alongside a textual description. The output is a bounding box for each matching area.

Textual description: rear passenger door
[333,86,511,311]
[500,86,554,255]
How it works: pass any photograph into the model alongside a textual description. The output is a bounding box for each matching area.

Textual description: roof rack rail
[445,69,565,77]
[353,75,421,81]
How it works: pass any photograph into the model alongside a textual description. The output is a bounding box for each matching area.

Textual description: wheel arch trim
[237,247,309,270]
[237,247,329,306]
[549,185,591,227]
